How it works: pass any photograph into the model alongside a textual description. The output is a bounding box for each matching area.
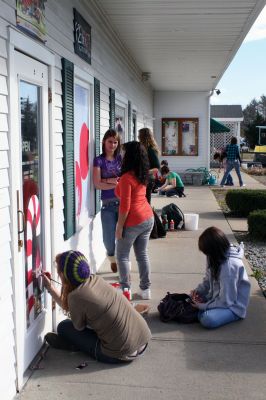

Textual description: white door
[13,51,52,384]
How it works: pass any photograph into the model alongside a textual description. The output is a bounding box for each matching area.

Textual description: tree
[245,113,265,148]
[242,95,266,148]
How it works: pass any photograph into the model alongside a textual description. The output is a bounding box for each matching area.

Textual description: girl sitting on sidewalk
[190,226,251,329]
[43,251,151,363]
[157,166,185,197]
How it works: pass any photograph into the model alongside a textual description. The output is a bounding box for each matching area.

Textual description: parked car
[253,151,266,167]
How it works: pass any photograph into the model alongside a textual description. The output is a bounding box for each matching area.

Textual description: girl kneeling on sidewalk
[43,251,151,363]
[190,227,251,329]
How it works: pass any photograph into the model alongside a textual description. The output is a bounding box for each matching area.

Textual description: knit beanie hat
[58,251,90,287]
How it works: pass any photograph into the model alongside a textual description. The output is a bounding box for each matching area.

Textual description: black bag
[161,203,185,229]
[157,292,198,323]
[150,209,166,239]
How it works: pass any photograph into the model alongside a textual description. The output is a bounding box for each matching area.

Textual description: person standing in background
[138,128,160,204]
[93,129,122,273]
[220,137,245,187]
[115,141,154,300]
[213,151,234,186]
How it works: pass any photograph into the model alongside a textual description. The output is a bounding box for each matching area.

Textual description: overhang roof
[211,105,243,119]
[210,118,230,133]
[97,0,266,91]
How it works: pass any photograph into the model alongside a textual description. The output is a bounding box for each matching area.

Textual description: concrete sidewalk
[19,182,266,400]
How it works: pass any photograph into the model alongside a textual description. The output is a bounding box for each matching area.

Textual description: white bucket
[184,213,199,231]
[242,163,248,169]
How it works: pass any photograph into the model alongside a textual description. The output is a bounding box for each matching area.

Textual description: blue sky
[211,5,266,109]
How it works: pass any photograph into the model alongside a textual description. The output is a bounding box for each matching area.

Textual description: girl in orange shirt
[115,142,154,300]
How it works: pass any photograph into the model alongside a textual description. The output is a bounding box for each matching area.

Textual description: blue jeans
[116,217,154,290]
[101,201,119,257]
[160,187,185,197]
[198,308,240,329]
[225,173,234,186]
[57,319,127,364]
[220,160,243,186]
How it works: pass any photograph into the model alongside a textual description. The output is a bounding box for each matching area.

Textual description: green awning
[210,118,230,133]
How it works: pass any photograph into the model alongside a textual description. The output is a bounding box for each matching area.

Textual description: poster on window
[16,0,47,42]
[74,84,90,228]
[182,120,197,155]
[163,120,179,155]
[162,118,198,156]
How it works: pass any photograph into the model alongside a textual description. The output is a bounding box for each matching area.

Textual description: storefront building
[0,1,265,398]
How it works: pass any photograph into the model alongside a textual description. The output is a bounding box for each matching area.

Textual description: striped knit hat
[58,251,90,287]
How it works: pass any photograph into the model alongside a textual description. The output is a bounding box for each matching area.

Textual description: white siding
[154,91,210,171]
[0,6,16,399]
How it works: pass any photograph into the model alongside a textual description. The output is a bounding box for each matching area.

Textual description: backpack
[161,203,185,229]
[157,292,198,324]
[150,209,166,239]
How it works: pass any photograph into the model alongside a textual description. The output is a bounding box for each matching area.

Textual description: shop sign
[73,8,91,64]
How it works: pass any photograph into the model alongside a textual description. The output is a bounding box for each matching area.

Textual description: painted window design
[115,105,125,142]
[74,83,90,228]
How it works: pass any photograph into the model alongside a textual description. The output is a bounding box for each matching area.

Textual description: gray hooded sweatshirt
[195,245,251,318]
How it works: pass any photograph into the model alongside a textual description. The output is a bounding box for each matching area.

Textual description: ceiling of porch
[97,0,265,91]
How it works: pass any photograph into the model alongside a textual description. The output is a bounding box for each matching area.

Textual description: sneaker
[240,184,246,187]
[111,262,118,273]
[44,332,78,351]
[132,303,150,315]
[220,185,224,188]
[138,288,151,300]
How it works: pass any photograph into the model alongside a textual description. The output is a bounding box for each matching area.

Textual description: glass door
[14,51,52,377]
[20,81,44,326]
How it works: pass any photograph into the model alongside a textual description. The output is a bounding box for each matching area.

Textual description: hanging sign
[73,8,91,64]
[16,0,47,42]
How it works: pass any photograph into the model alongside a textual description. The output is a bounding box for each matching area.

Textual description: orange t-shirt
[115,172,153,227]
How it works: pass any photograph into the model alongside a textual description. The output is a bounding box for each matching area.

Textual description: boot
[44,332,78,351]
[111,262,118,273]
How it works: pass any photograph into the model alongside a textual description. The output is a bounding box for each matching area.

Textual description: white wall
[153,91,210,171]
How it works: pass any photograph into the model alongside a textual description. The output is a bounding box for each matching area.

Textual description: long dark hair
[198,227,230,280]
[102,129,121,157]
[121,141,149,185]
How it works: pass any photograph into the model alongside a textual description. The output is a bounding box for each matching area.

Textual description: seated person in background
[190,227,250,329]
[213,151,234,186]
[157,166,185,197]
[153,159,168,192]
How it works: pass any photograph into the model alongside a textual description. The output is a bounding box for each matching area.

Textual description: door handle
[17,190,25,251]
[17,210,25,234]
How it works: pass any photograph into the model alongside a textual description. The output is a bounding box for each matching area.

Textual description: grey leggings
[116,217,154,290]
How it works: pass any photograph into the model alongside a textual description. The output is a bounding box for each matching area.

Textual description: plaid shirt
[225,144,240,161]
